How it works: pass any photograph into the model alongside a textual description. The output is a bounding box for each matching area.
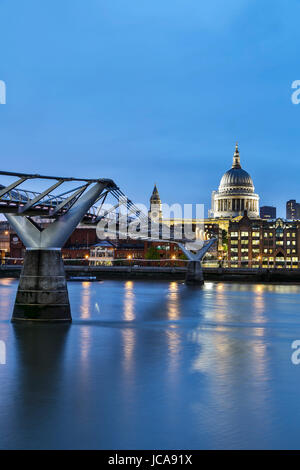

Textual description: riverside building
[228,213,300,268]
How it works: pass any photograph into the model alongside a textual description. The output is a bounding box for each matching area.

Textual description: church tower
[148,184,162,221]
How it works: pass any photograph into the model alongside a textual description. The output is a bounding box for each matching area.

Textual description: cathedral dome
[209,143,260,219]
[218,167,254,193]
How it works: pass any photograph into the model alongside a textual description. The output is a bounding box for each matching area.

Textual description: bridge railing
[0,171,119,219]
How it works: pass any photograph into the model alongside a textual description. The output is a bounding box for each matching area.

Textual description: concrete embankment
[2,265,300,282]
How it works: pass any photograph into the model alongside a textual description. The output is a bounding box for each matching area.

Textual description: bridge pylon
[178,238,217,285]
[5,180,110,322]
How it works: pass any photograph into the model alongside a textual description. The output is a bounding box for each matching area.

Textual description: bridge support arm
[40,181,108,248]
[5,214,42,248]
[178,238,217,285]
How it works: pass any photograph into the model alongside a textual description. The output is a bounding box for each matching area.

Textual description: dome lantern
[232,142,241,169]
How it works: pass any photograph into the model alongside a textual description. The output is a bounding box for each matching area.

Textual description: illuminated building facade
[286,200,300,220]
[228,214,300,268]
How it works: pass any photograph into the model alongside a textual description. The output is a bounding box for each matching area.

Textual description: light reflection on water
[123,280,135,322]
[0,278,300,449]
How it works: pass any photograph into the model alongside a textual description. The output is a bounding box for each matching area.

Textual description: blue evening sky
[0,0,299,217]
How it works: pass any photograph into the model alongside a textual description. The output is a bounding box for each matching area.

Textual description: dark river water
[0,278,300,449]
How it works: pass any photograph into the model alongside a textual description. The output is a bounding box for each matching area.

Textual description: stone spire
[232,142,241,169]
[150,184,161,204]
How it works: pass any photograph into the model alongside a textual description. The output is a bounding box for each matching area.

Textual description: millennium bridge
[0,170,216,322]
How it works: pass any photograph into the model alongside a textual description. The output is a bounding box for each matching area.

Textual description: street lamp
[127,254,132,268]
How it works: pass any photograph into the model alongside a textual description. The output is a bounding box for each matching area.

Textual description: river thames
[0,278,300,449]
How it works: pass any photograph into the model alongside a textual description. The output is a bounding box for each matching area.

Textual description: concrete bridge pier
[185,260,204,285]
[12,249,71,322]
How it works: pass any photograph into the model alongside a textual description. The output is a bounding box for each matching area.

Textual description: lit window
[241,232,248,236]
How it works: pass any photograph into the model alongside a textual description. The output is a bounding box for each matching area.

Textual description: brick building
[0,221,10,263]
[228,213,300,268]
[112,239,182,263]
[62,227,97,260]
[10,227,98,261]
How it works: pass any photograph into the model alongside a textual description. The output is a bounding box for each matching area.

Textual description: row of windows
[231,239,296,245]
[230,239,260,245]
[231,249,296,259]
[231,232,297,238]
[230,257,299,262]
[231,231,260,237]
[231,247,260,252]
[262,248,297,254]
